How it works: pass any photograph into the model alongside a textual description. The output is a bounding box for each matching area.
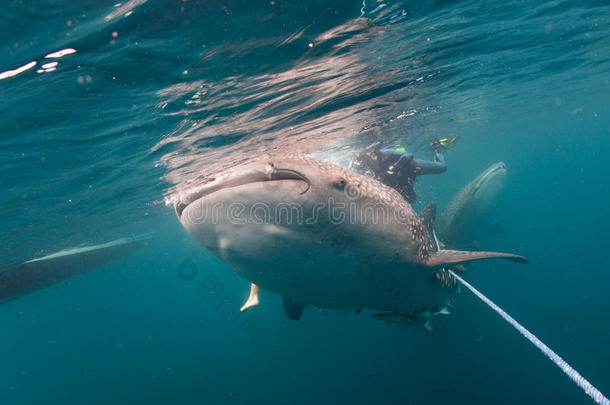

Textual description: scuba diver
[349,136,457,203]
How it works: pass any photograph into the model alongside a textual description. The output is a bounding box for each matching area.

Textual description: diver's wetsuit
[351,144,447,203]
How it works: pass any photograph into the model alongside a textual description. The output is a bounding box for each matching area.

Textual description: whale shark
[436,162,507,250]
[0,234,153,304]
[175,156,527,319]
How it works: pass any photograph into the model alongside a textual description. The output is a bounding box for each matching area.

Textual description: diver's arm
[378,148,414,171]
[413,152,447,175]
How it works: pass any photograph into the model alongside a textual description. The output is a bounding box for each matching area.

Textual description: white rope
[432,231,609,404]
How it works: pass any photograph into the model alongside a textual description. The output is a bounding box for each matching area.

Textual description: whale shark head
[436,162,508,249]
[469,162,507,210]
[175,157,312,220]
[175,155,417,257]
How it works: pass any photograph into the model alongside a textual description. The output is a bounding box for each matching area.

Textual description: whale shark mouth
[175,167,310,219]
[473,162,506,193]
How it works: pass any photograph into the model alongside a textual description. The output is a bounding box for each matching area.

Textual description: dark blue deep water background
[1,0,609,404]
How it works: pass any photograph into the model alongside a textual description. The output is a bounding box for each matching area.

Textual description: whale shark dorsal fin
[240,283,260,312]
[419,203,436,236]
[283,297,306,320]
[425,249,529,267]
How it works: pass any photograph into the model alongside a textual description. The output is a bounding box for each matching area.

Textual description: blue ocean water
[1,0,609,404]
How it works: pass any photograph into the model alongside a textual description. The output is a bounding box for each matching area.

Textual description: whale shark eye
[333,178,347,190]
[265,162,276,175]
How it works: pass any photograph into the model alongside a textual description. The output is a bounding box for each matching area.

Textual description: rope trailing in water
[432,231,609,405]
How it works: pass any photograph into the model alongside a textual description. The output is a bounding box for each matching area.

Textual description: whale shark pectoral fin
[240,283,260,312]
[283,297,306,320]
[425,249,530,268]
[419,203,436,236]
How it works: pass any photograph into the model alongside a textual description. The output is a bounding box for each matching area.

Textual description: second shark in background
[436,162,508,250]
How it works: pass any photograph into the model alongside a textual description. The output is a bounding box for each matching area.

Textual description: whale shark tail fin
[425,249,529,268]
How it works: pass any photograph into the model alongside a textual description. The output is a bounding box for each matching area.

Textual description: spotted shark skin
[176,156,528,315]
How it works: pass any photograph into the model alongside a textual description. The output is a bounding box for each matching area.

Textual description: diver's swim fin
[283,297,306,320]
[425,249,529,268]
[429,135,459,151]
[240,283,260,312]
